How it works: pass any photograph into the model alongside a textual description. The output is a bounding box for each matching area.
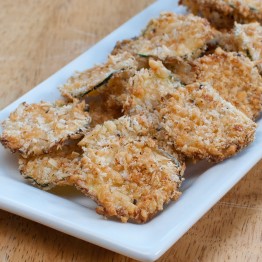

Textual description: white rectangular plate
[0,0,261,261]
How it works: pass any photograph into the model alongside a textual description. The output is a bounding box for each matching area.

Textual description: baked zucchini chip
[194,48,262,119]
[211,23,262,75]
[71,116,185,223]
[112,13,214,61]
[179,0,262,29]
[156,83,256,161]
[125,59,257,162]
[19,144,82,190]
[60,52,137,99]
[111,38,150,69]
[0,100,90,158]
[124,59,183,114]
[234,22,262,74]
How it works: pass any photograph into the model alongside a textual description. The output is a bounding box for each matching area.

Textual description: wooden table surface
[0,0,261,261]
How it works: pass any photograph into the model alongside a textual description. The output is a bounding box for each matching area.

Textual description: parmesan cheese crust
[0,100,91,158]
[112,13,214,61]
[19,144,82,190]
[71,116,185,223]
[60,52,137,99]
[194,48,262,119]
[125,60,257,161]
[179,0,262,29]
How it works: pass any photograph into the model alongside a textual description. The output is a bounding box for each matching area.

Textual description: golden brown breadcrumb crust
[0,100,90,158]
[112,13,214,61]
[125,59,257,161]
[179,0,262,29]
[60,52,138,100]
[194,48,262,119]
[70,116,185,223]
[111,38,149,69]
[19,143,82,190]
[234,22,262,74]
[214,22,262,75]
[156,83,256,161]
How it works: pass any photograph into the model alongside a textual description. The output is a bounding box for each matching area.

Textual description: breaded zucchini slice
[19,144,82,190]
[179,0,262,29]
[112,13,214,61]
[157,83,256,162]
[111,38,150,69]
[124,59,183,113]
[125,59,257,162]
[60,52,137,99]
[0,100,90,158]
[234,22,262,74]
[211,23,262,74]
[194,48,262,119]
[71,116,185,223]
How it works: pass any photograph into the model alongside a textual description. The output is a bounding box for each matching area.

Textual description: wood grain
[0,1,261,261]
